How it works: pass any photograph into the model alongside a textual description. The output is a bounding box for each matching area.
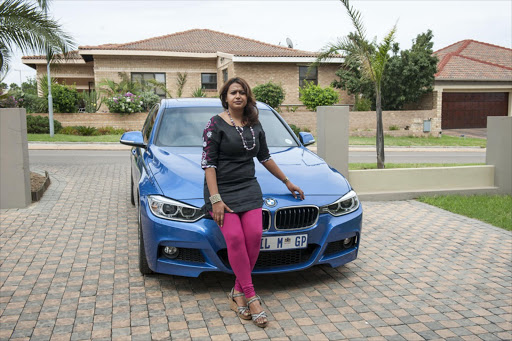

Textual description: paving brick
[2,164,511,341]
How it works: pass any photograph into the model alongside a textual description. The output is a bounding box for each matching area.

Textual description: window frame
[299,66,318,87]
[201,73,217,91]
[131,72,166,98]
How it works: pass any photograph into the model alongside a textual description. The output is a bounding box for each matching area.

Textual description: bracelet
[282,176,289,184]
[209,193,222,205]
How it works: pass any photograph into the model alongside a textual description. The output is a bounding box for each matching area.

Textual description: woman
[201,77,305,328]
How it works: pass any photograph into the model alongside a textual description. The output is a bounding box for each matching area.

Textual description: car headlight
[320,190,360,216]
[147,195,204,222]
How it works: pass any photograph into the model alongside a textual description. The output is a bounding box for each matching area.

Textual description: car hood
[146,146,351,200]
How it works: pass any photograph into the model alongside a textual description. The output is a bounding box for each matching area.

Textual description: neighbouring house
[21,29,347,108]
[410,40,512,130]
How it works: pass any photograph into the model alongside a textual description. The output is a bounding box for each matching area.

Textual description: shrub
[0,95,20,108]
[299,82,339,111]
[26,115,62,134]
[52,83,79,113]
[353,96,372,111]
[60,126,79,135]
[138,91,160,111]
[75,126,99,136]
[22,93,48,113]
[192,87,206,98]
[253,81,285,109]
[389,125,400,131]
[286,105,299,113]
[105,92,143,114]
[97,126,127,135]
[78,90,103,113]
[0,86,23,108]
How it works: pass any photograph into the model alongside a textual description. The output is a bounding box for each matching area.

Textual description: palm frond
[0,0,75,69]
[339,0,377,83]
[0,42,11,78]
[340,0,367,43]
[372,24,397,87]
[36,0,50,12]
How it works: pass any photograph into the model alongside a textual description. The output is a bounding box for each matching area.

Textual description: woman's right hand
[212,201,233,227]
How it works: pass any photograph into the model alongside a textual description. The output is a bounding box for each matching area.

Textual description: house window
[222,69,228,83]
[299,66,318,87]
[201,73,217,90]
[131,72,166,98]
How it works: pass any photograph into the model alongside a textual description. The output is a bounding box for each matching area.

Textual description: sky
[4,0,512,86]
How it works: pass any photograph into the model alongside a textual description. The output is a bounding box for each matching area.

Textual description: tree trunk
[376,89,385,169]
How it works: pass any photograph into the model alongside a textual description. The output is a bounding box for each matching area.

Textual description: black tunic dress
[201,114,272,213]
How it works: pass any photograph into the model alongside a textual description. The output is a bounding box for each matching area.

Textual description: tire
[130,169,135,206]
[138,202,153,275]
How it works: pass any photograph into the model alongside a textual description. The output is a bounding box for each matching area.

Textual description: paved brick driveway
[1,160,511,341]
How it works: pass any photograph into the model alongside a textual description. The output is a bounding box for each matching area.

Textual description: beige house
[22,29,347,107]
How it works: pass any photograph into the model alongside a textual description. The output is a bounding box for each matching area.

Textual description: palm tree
[317,0,396,169]
[0,0,75,76]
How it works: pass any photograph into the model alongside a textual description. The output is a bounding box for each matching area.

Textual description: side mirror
[120,131,146,148]
[299,132,315,146]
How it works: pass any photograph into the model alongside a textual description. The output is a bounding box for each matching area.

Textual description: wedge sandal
[247,295,268,328]
[228,288,251,320]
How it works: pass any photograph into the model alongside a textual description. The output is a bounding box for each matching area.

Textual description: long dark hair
[219,77,259,126]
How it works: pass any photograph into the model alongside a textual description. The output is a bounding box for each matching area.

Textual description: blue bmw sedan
[121,98,362,277]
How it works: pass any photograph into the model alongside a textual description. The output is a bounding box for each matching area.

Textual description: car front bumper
[140,198,363,277]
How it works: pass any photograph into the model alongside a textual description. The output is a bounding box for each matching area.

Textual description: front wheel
[138,203,153,275]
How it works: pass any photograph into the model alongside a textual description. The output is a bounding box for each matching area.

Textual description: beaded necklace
[227,110,256,151]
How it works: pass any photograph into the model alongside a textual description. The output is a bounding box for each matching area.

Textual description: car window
[142,104,159,143]
[258,110,299,147]
[154,107,298,147]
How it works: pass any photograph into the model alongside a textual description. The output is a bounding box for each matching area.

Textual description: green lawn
[349,163,484,170]
[28,134,123,142]
[349,135,486,147]
[418,195,512,231]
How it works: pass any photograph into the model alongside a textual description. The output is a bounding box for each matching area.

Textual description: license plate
[260,234,308,251]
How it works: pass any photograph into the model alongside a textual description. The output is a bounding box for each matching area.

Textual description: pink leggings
[219,208,262,298]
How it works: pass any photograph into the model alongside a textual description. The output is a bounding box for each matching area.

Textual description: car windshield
[154,107,299,147]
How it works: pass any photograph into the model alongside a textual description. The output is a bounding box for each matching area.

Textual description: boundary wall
[29,109,437,136]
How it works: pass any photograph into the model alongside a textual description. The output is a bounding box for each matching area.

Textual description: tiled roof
[79,29,319,57]
[434,40,512,81]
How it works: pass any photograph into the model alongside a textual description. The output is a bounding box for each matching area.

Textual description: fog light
[343,237,353,247]
[163,246,179,259]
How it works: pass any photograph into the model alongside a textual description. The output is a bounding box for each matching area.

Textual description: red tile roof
[434,40,512,81]
[79,29,319,57]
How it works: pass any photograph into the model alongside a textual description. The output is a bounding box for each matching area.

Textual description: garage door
[442,92,509,129]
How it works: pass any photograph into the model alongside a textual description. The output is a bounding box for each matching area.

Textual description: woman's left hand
[286,182,305,200]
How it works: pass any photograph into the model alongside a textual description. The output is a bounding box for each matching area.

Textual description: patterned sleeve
[201,117,220,169]
[257,124,272,163]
